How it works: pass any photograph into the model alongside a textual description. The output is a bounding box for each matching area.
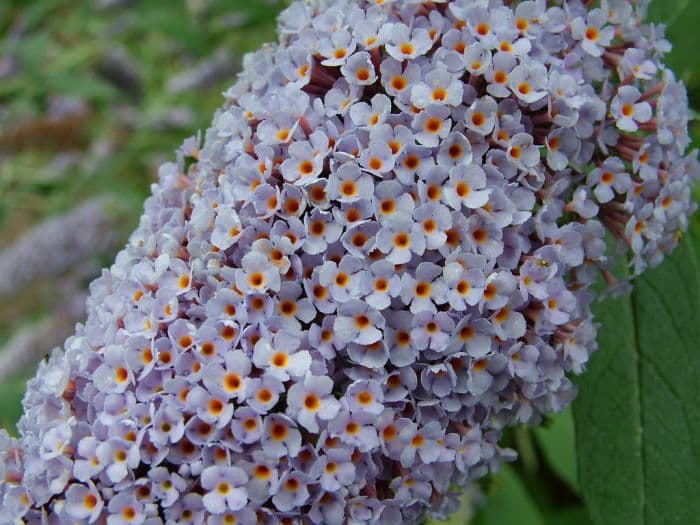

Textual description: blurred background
[0,0,282,427]
[0,1,697,523]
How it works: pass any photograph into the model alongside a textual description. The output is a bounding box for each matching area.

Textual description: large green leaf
[573,237,700,525]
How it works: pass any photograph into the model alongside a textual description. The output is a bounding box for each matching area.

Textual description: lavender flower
[2,1,698,524]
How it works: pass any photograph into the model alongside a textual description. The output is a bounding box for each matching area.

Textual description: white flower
[611,86,653,132]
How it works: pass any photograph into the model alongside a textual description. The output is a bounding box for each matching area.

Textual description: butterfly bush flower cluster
[2,0,698,523]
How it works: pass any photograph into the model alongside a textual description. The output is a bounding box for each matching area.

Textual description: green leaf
[647,0,691,29]
[573,237,700,525]
[648,0,700,90]
[692,213,700,267]
[471,466,546,525]
[544,507,593,525]
[533,408,578,491]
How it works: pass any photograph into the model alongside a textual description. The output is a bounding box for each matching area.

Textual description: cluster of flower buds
[1,0,698,523]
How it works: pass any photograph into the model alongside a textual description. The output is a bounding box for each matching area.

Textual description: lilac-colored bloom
[201,466,248,513]
[570,8,615,57]
[340,51,377,86]
[64,482,103,523]
[252,332,311,381]
[386,23,432,61]
[444,165,491,210]
[412,105,452,147]
[411,66,463,108]
[96,438,140,483]
[272,472,310,512]
[611,86,652,132]
[398,421,443,467]
[106,493,144,525]
[5,1,698,523]
[262,414,302,458]
[334,300,385,345]
[400,262,448,314]
[327,410,380,453]
[411,311,455,352]
[508,61,548,104]
[286,374,340,433]
[587,157,631,203]
[311,448,356,492]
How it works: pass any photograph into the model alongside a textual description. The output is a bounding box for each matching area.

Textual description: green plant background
[0,1,698,524]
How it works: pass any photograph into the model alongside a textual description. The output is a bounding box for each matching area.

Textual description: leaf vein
[640,277,687,345]
[630,287,647,525]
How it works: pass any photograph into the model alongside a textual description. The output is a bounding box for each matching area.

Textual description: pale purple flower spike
[1,0,698,523]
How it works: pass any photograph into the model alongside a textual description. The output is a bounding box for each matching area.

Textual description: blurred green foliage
[0,0,283,430]
[0,0,281,239]
[0,374,30,432]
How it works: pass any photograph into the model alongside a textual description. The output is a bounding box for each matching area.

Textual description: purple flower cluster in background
[1,0,698,523]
